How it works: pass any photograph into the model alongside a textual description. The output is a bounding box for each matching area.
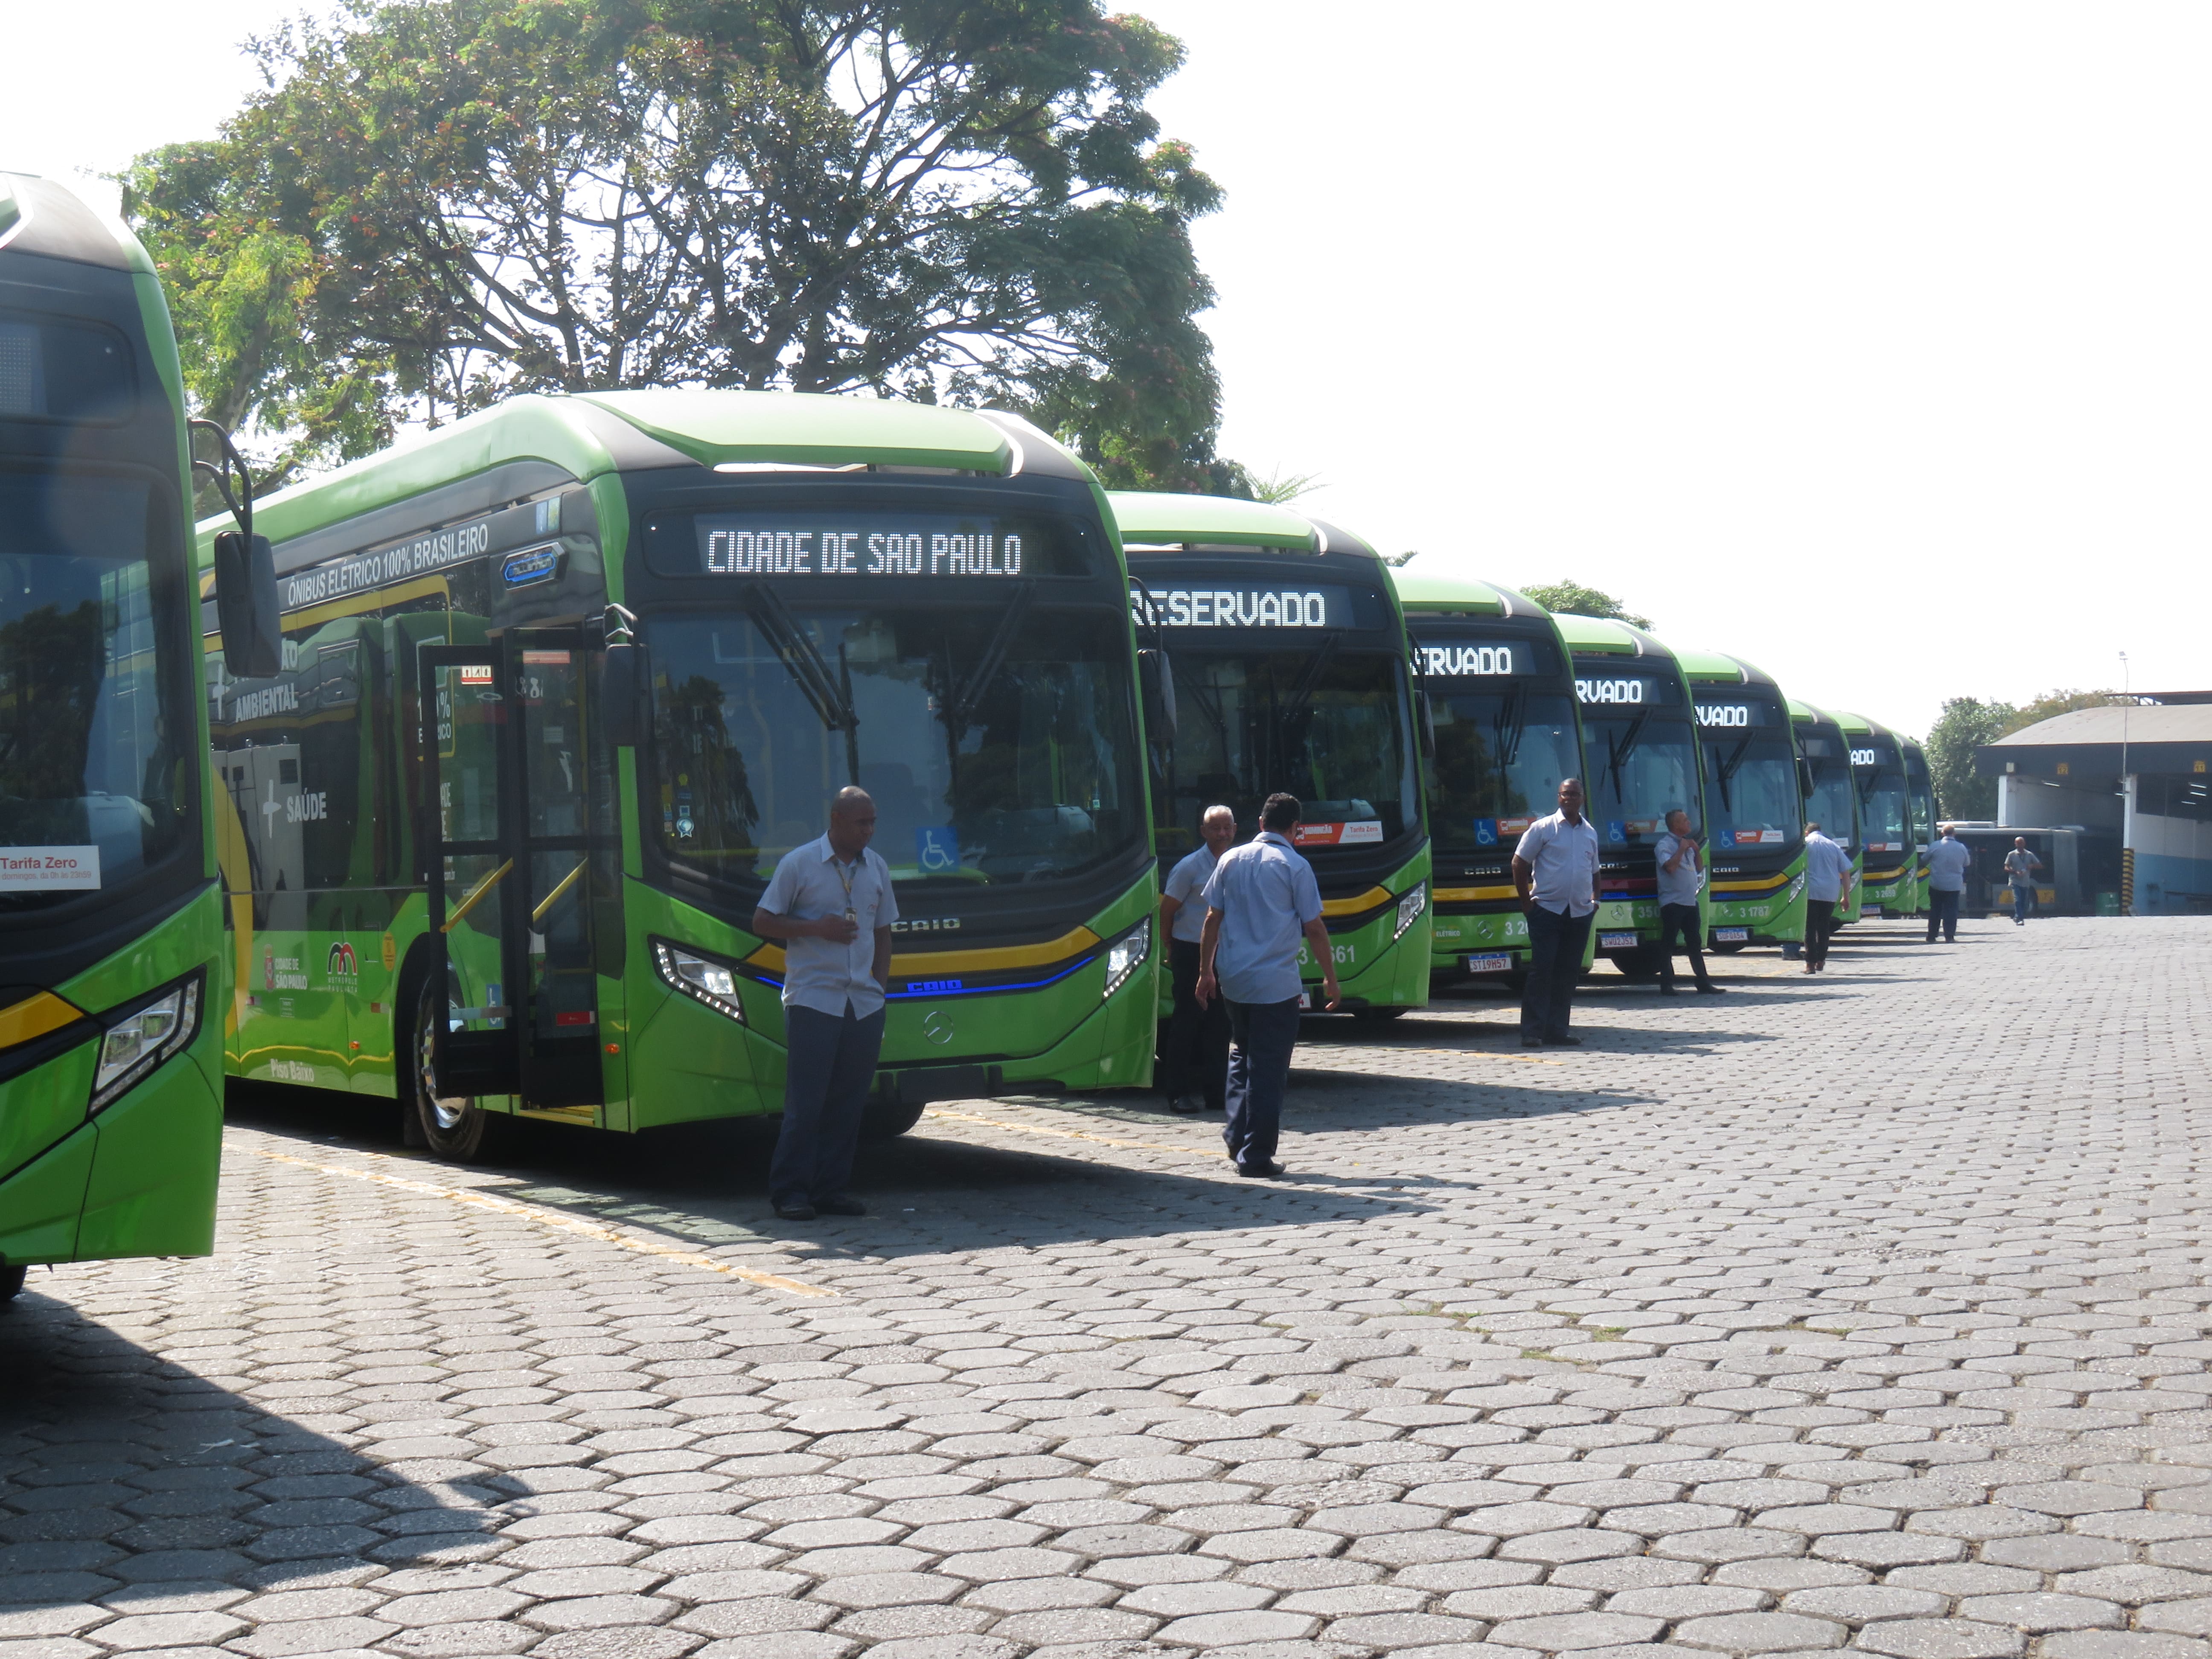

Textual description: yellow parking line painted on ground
[1304,1045,1563,1067]
[922,1106,1214,1158]
[231,1141,833,1297]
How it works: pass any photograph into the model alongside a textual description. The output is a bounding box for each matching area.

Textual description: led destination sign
[1696,698,1781,729]
[1575,672,1680,707]
[1419,643,1521,677]
[686,511,1079,579]
[1128,583,1354,629]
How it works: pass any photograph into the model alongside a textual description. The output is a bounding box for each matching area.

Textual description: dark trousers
[1520,904,1592,1039]
[771,1002,885,1206]
[1223,995,1302,1170]
[1163,938,1230,1106]
[2011,882,2037,923]
[1927,888,1961,941]
[1805,899,1839,967]
[1656,901,1712,988]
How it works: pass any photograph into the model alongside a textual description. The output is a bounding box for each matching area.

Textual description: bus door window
[517,642,603,1106]
[423,652,521,1097]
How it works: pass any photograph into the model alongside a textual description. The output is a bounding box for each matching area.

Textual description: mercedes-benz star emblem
[922,1010,955,1045]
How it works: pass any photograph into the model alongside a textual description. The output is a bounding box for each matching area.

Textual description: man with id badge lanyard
[752,786,897,1220]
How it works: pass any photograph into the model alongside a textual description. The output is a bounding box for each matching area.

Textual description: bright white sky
[9,2,2206,737]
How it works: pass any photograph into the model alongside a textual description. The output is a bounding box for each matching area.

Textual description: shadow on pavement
[0,1290,503,1608]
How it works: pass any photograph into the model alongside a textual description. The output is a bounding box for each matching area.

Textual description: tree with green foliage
[124,0,1241,494]
[1520,580,1652,630]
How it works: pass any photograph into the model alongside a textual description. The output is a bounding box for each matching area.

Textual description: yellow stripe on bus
[1434,884,1518,902]
[0,990,87,1052]
[1321,885,1392,917]
[747,923,1106,978]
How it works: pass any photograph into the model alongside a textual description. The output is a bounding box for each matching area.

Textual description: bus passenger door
[512,633,604,1110]
[420,646,523,1097]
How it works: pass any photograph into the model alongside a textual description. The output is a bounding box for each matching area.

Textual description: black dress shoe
[1521,1036,1546,1049]
[1659,984,1680,996]
[1237,1160,1285,1179]
[773,1202,816,1221]
[1695,982,1727,994]
[814,1195,867,1217]
[1167,1094,1208,1115]
[1544,1034,1583,1047]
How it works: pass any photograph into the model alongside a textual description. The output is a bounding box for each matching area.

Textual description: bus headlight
[90,973,203,1114]
[1102,916,1152,1000]
[1392,881,1429,942]
[653,939,746,1024]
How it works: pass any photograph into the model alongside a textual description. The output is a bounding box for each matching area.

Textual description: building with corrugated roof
[1976,694,2212,913]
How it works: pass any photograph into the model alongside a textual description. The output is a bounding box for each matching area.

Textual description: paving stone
[1852,1618,2025,1659]
[1671,1610,1848,1650]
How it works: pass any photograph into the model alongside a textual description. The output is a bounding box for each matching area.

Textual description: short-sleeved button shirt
[1201,830,1324,1005]
[1925,837,1973,892]
[1805,831,1853,903]
[1653,831,1705,907]
[757,834,900,1017]
[2004,848,2041,887]
[1162,845,1221,945]
[1515,810,1600,917]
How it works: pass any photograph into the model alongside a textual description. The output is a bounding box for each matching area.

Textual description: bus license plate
[1714,927,1749,943]
[1464,953,1513,973]
[1600,932,1639,949]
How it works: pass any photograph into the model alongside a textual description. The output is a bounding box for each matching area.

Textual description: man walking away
[1654,807,1724,997]
[1924,824,1973,943]
[1513,777,1601,1047]
[1159,804,1237,1114]
[2004,836,2043,925]
[1196,793,1341,1178]
[1802,819,1852,974]
[751,786,896,1221]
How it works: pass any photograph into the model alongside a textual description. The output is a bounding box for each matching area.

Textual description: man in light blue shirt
[1158,805,1236,1115]
[1512,778,1601,1047]
[1197,793,1341,1177]
[1924,824,1973,943]
[752,787,898,1220]
[1653,808,1723,997]
[1801,820,1853,974]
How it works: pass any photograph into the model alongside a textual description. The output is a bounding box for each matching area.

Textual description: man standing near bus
[1512,777,1601,1047]
[1196,793,1341,1177]
[2005,836,2043,925]
[1925,824,1973,943]
[1160,804,1237,1115]
[751,787,896,1221]
[1802,819,1852,974]
[1653,807,1723,996]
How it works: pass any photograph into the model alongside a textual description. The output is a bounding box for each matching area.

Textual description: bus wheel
[411,980,501,1162]
[1610,948,1663,981]
[860,1098,925,1142]
[0,1264,26,1304]
[1709,939,1748,955]
[1351,1005,1409,1022]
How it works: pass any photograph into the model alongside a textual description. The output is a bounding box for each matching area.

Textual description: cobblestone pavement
[9,916,2212,1659]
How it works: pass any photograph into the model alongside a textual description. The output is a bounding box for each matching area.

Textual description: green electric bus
[1676,649,1807,951]
[0,173,268,1294]
[1112,493,1430,1017]
[1791,699,1862,925]
[1554,614,1708,974]
[1391,570,1583,985]
[1903,738,1936,914]
[201,391,1161,1159]
[1840,711,1915,920]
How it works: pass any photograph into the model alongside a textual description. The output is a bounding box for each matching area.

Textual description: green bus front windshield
[0,470,197,913]
[1583,710,1700,845]
[1159,650,1417,849]
[1803,755,1857,850]
[647,605,1142,892]
[1859,761,1910,855]
[1703,731,1799,848]
[1428,688,1579,855]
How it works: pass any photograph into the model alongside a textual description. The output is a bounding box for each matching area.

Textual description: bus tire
[410,978,505,1163]
[1351,1005,1409,1022]
[0,1264,26,1304]
[1610,947,1663,981]
[860,1098,925,1142]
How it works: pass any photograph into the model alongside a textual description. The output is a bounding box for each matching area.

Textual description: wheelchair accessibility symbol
[1474,818,1498,847]
[915,827,962,873]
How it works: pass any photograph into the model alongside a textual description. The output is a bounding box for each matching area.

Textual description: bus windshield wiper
[746,587,856,735]
[1275,632,1341,732]
[1605,708,1653,797]
[1714,736,1752,811]
[951,581,1036,734]
[1493,683,1529,769]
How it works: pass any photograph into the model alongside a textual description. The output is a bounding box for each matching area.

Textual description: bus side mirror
[1416,689,1437,760]
[1798,760,1815,800]
[601,641,647,748]
[215,531,280,678]
[1138,649,1176,747]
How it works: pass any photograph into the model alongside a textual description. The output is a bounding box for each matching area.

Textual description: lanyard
[833,853,858,922]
